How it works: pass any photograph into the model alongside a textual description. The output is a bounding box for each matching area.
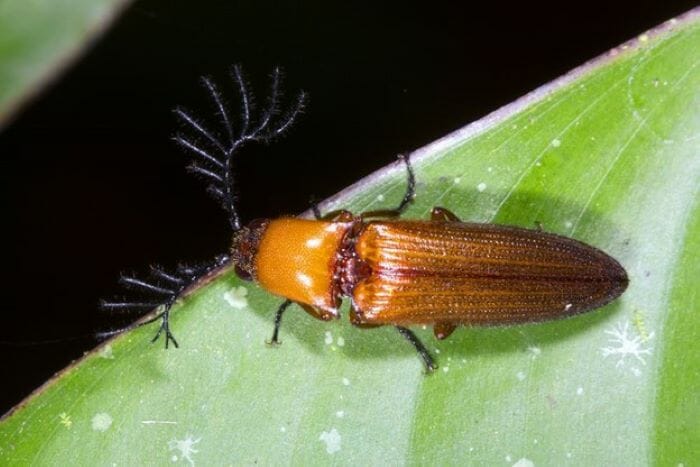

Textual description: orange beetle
[104,67,628,371]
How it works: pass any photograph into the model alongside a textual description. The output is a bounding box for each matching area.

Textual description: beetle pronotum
[103,66,628,371]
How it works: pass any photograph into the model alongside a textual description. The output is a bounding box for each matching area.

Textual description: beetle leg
[361,154,416,218]
[430,207,461,222]
[396,326,437,372]
[325,210,354,222]
[268,299,293,345]
[433,322,457,340]
[349,306,382,328]
[268,301,338,345]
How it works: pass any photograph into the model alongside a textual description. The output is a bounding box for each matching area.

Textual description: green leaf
[2,9,698,466]
[0,0,132,128]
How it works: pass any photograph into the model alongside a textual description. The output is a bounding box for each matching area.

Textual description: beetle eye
[234,265,253,281]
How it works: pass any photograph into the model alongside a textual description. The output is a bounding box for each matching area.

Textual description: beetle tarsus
[151,306,179,349]
[395,326,437,372]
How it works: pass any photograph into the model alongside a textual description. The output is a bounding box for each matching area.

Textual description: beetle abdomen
[352,221,628,325]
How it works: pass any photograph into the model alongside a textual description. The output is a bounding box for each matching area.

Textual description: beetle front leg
[268,299,293,345]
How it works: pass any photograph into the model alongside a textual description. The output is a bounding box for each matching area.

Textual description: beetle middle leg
[396,326,437,372]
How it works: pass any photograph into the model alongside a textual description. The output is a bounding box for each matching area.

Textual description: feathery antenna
[173,65,306,231]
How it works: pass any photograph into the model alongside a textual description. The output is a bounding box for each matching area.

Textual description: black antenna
[173,65,306,231]
[100,66,306,348]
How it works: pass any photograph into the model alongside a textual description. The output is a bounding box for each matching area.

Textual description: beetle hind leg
[433,322,457,340]
[396,326,437,372]
[431,207,461,222]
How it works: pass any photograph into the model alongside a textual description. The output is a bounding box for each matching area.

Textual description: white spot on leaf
[319,428,342,454]
[513,458,534,467]
[169,434,201,466]
[601,321,654,369]
[91,412,112,432]
[99,345,114,359]
[551,138,561,147]
[527,346,541,359]
[516,371,526,381]
[223,286,248,309]
[477,182,487,192]
[342,377,350,386]
[324,331,333,345]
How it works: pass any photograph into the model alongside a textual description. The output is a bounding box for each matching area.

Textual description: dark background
[1,1,695,414]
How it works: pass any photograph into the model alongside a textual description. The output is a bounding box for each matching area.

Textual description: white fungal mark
[505,455,512,462]
[337,337,345,347]
[342,377,350,386]
[477,182,487,192]
[516,371,526,381]
[169,434,201,466]
[601,321,654,368]
[376,194,385,202]
[576,387,584,396]
[336,410,345,418]
[454,177,461,184]
[324,331,333,345]
[319,428,342,454]
[91,412,113,432]
[551,138,561,147]
[512,458,534,467]
[442,366,449,373]
[99,345,114,359]
[527,346,541,359]
[280,426,286,432]
[223,286,248,309]
[564,220,573,229]
[566,452,572,459]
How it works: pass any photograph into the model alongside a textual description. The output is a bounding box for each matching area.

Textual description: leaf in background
[0,0,132,128]
[1,8,698,466]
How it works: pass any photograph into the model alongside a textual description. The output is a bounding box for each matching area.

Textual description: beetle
[103,66,628,371]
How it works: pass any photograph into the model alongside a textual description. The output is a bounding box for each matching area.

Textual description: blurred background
[1,0,695,414]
